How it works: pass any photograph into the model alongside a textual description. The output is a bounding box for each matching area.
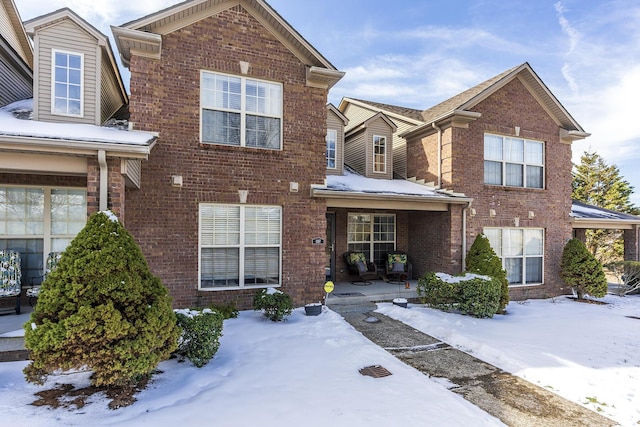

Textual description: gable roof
[407,63,589,141]
[327,103,348,126]
[24,8,127,104]
[113,0,344,88]
[345,111,398,138]
[341,98,425,123]
[1,0,33,68]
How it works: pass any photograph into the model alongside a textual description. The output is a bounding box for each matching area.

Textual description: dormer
[24,8,127,125]
[326,104,348,176]
[344,112,397,179]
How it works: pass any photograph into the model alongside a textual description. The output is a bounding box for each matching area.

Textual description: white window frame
[198,203,282,290]
[0,185,87,265]
[484,133,544,188]
[200,70,283,150]
[326,129,337,169]
[51,49,84,117]
[347,213,395,266]
[373,135,387,173]
[484,227,544,287]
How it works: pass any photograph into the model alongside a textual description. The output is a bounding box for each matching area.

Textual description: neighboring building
[330,63,640,299]
[0,8,156,308]
[0,0,32,107]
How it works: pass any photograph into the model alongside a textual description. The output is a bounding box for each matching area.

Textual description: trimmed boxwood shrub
[23,211,179,387]
[253,288,293,321]
[417,272,501,318]
[175,308,224,368]
[465,234,509,313]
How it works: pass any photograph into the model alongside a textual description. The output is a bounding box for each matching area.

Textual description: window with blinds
[199,204,281,289]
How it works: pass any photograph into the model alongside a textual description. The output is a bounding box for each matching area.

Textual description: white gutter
[98,150,108,211]
[432,122,442,188]
[0,134,156,158]
[311,187,473,205]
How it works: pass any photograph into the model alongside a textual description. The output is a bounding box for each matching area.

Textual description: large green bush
[253,288,293,321]
[417,272,501,318]
[23,211,179,387]
[175,308,224,368]
[465,234,509,313]
[560,238,608,300]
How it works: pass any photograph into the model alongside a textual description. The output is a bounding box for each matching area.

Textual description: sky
[13,0,640,203]
[2,294,639,425]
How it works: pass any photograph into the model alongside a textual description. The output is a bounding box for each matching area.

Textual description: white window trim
[198,203,283,291]
[373,135,387,174]
[199,70,283,150]
[51,49,84,118]
[347,213,396,261]
[484,227,544,287]
[326,129,337,169]
[484,133,545,188]
[0,184,87,264]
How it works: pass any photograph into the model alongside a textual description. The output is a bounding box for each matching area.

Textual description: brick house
[111,0,344,308]
[328,63,640,299]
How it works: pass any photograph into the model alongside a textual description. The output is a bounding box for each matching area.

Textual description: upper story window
[373,135,386,173]
[201,71,283,149]
[52,50,83,117]
[326,129,337,169]
[484,134,544,188]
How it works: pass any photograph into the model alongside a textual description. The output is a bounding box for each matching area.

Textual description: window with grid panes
[484,134,544,188]
[348,214,395,268]
[484,228,544,286]
[201,71,282,149]
[373,135,386,173]
[326,129,337,169]
[199,204,281,289]
[52,50,83,116]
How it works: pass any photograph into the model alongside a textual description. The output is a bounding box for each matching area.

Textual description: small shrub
[253,288,293,321]
[417,272,500,318]
[605,261,640,296]
[417,271,457,311]
[175,308,224,368]
[560,238,608,299]
[210,302,239,319]
[465,234,509,313]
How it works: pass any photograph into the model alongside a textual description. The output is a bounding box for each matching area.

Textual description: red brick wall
[408,78,574,299]
[126,5,329,309]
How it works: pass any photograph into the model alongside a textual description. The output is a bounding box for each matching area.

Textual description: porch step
[0,336,28,362]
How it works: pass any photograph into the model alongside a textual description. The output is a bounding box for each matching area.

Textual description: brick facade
[125,6,329,309]
[407,78,574,299]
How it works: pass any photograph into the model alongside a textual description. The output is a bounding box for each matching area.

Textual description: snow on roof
[571,200,640,222]
[324,168,454,199]
[0,99,155,146]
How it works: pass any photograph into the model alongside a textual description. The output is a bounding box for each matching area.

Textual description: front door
[325,213,335,281]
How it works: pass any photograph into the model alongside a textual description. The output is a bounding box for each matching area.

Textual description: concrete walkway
[333,305,616,427]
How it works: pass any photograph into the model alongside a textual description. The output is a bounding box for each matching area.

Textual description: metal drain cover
[359,365,392,378]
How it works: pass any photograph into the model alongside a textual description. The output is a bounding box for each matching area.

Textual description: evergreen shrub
[253,288,293,321]
[175,308,224,368]
[417,272,501,318]
[23,211,179,387]
[465,234,509,313]
[210,302,239,319]
[560,238,608,299]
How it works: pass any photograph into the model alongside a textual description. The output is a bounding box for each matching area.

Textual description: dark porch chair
[0,250,22,314]
[27,251,62,306]
[343,251,379,285]
[385,251,412,283]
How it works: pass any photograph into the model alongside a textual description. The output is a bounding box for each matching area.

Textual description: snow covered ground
[1,293,639,426]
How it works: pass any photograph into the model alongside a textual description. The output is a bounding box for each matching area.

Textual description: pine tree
[24,211,179,388]
[560,238,608,299]
[465,234,509,313]
[572,150,639,264]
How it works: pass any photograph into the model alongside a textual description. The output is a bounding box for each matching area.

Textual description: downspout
[461,200,473,272]
[98,150,108,212]
[432,123,442,188]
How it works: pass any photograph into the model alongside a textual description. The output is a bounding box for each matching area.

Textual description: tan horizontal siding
[36,19,97,125]
[0,3,22,60]
[366,118,393,179]
[0,55,32,106]
[100,49,124,123]
[344,133,366,176]
[344,104,376,132]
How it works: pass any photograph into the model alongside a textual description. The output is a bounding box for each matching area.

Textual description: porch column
[624,225,639,261]
[86,157,125,222]
[573,228,587,242]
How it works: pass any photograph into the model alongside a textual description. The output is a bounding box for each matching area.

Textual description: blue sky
[14,0,640,204]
